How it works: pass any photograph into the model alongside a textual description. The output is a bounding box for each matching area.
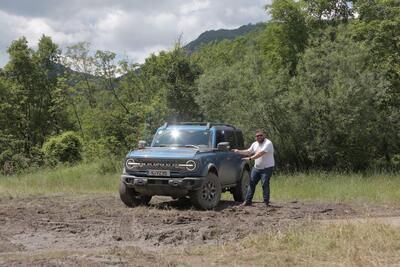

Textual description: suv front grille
[126,158,196,172]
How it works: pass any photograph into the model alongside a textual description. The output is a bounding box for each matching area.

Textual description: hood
[127,147,199,159]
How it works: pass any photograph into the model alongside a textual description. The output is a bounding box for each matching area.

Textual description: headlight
[126,158,139,169]
[179,160,196,171]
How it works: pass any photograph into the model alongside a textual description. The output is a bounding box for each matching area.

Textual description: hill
[184,23,265,53]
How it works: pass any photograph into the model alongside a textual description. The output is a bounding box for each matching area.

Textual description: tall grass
[1,163,399,204]
[176,222,400,266]
[0,162,120,197]
[270,172,400,204]
[225,172,400,204]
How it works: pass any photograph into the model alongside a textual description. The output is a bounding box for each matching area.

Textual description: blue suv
[120,122,251,209]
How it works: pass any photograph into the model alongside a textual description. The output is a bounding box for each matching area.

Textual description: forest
[0,0,399,174]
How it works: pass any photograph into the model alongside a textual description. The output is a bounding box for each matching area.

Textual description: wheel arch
[238,161,251,182]
[203,163,218,177]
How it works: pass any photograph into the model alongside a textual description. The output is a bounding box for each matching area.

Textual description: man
[233,129,275,207]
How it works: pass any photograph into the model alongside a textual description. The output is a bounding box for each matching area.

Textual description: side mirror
[138,140,146,149]
[217,142,230,152]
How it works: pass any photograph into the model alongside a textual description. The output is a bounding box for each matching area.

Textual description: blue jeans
[245,167,274,204]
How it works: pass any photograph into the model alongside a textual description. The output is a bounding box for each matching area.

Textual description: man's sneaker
[240,201,252,206]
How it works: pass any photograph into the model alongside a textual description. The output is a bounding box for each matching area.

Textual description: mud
[1,195,399,266]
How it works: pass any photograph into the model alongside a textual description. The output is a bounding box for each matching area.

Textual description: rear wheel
[190,172,221,210]
[119,181,152,207]
[232,169,250,202]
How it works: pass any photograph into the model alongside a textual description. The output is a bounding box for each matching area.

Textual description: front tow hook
[134,178,148,186]
[168,180,182,187]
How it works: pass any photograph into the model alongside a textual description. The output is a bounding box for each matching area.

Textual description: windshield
[151,129,211,148]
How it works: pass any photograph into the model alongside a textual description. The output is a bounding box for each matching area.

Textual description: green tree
[64,42,97,108]
[264,0,309,74]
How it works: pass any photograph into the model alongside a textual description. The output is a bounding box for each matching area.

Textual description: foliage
[1,0,399,172]
[184,23,265,52]
[42,131,82,166]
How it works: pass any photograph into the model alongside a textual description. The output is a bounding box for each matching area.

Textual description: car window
[235,130,244,149]
[224,130,237,148]
[152,129,211,147]
[215,130,224,146]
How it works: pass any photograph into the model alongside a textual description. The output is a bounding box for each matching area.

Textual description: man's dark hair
[255,129,265,135]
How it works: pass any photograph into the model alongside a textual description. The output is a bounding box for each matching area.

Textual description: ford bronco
[120,122,251,209]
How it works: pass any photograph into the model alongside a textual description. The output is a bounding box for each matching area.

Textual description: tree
[64,42,97,108]
[4,36,67,148]
[264,0,309,74]
[287,36,396,170]
[302,0,353,24]
[0,36,70,173]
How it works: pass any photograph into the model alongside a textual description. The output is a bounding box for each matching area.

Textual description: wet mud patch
[1,195,399,266]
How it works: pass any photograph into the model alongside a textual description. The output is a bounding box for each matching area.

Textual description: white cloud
[180,0,210,15]
[0,0,270,66]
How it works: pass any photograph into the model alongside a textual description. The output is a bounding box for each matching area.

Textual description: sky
[0,0,270,67]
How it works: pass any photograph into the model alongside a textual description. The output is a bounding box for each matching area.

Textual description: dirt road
[1,195,399,266]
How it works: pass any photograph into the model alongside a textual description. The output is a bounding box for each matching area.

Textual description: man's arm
[244,151,266,161]
[232,149,252,156]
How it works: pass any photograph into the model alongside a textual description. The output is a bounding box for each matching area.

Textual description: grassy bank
[250,172,400,204]
[0,162,120,197]
[1,164,399,204]
[172,222,400,266]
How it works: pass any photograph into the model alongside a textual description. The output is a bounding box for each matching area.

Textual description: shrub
[98,156,123,175]
[42,131,82,166]
[0,135,44,175]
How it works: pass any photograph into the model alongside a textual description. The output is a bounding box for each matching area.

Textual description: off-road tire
[190,172,221,210]
[232,169,250,202]
[119,181,152,207]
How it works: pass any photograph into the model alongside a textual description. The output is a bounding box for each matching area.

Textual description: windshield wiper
[183,145,200,149]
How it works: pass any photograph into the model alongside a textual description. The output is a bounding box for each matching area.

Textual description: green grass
[1,164,400,204]
[270,172,400,204]
[225,172,400,204]
[173,222,400,266]
[0,162,120,197]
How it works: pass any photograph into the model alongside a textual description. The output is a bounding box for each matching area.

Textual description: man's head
[255,129,265,143]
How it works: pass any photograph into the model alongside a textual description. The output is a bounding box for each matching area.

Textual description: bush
[98,156,123,175]
[42,131,82,166]
[0,135,44,175]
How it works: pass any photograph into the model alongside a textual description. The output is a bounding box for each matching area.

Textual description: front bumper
[121,174,204,197]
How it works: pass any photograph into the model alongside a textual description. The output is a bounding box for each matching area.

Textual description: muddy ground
[1,195,399,266]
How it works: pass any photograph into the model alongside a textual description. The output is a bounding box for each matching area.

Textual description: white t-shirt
[247,139,275,169]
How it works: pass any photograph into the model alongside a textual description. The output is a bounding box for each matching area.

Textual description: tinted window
[235,130,244,149]
[224,130,237,148]
[215,130,224,145]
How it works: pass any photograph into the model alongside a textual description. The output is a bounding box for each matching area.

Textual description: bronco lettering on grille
[145,163,180,167]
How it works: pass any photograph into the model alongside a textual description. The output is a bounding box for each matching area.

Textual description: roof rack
[208,123,236,129]
[162,122,236,129]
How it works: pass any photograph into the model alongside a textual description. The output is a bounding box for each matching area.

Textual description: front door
[215,129,240,185]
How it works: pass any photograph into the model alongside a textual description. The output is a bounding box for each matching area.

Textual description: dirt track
[1,195,399,266]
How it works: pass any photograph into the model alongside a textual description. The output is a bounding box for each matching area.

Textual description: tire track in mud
[1,195,399,266]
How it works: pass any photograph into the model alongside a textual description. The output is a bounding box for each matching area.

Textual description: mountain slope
[184,23,265,53]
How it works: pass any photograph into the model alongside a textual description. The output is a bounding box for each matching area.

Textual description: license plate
[148,170,170,176]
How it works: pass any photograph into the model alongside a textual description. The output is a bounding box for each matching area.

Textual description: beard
[257,138,265,143]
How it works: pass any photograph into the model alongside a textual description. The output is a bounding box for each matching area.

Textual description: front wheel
[232,169,250,202]
[190,172,221,210]
[119,181,152,207]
